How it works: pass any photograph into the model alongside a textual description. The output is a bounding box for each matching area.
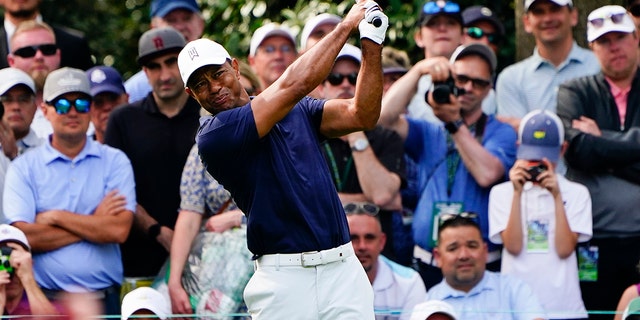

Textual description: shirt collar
[42,136,101,164]
[530,42,590,71]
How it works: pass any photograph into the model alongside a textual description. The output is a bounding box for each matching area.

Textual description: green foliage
[38,0,517,80]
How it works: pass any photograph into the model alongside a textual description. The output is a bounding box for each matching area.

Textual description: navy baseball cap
[420,0,463,26]
[462,6,505,37]
[86,66,125,96]
[517,110,564,163]
[151,0,200,18]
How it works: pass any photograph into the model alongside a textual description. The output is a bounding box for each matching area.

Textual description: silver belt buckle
[301,251,322,267]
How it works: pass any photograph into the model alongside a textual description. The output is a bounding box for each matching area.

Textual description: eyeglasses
[343,202,380,216]
[423,1,461,15]
[588,13,627,28]
[326,72,358,86]
[47,97,91,114]
[454,74,491,90]
[0,94,34,105]
[12,44,58,58]
[630,5,640,17]
[466,27,500,44]
[439,212,478,226]
[260,44,295,54]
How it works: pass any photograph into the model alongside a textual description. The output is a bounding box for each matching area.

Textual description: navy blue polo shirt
[197,97,350,256]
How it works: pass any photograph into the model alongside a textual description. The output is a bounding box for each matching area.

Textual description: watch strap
[445,119,465,134]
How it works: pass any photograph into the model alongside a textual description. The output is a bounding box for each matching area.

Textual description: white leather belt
[414,245,501,267]
[256,242,353,268]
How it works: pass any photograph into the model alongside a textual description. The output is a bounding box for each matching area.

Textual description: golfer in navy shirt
[177,1,388,319]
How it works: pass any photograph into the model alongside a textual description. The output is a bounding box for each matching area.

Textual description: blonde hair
[11,20,56,44]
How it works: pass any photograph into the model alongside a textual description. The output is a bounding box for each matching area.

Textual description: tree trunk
[515,0,626,62]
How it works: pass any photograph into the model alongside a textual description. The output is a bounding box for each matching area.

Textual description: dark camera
[0,246,13,274]
[526,163,547,181]
[429,75,466,104]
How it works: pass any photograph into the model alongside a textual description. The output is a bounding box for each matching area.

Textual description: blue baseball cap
[517,110,564,163]
[151,0,200,18]
[86,66,125,96]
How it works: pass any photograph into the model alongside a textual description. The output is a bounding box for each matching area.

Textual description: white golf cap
[249,23,296,57]
[336,43,362,64]
[120,287,170,320]
[524,0,572,11]
[0,67,35,96]
[178,38,232,86]
[587,5,636,42]
[409,300,458,320]
[0,224,30,251]
[299,13,341,50]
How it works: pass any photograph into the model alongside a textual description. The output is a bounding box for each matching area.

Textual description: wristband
[148,223,161,240]
[445,119,465,134]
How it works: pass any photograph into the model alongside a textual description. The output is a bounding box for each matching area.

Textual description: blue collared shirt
[496,42,599,118]
[427,271,546,320]
[3,138,136,291]
[406,115,516,251]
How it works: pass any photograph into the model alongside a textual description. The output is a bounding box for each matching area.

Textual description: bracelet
[148,223,161,240]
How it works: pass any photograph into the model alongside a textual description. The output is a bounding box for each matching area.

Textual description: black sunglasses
[343,202,380,216]
[589,13,626,28]
[326,72,358,86]
[454,74,491,90]
[47,97,91,115]
[631,5,640,17]
[12,44,58,58]
[466,27,500,44]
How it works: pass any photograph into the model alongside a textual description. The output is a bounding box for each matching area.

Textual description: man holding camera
[488,110,592,319]
[378,43,516,290]
[0,224,60,316]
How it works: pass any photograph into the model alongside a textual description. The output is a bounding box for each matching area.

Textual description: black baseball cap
[462,6,505,37]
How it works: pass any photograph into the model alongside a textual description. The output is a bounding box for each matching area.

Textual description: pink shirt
[605,77,630,128]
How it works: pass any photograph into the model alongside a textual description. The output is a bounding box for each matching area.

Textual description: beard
[32,70,48,92]
[9,8,38,19]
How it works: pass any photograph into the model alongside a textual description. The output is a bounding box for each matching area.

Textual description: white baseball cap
[121,287,170,320]
[299,13,341,51]
[524,0,572,12]
[249,23,296,57]
[178,38,232,86]
[0,67,36,96]
[337,43,362,64]
[0,224,30,251]
[587,5,636,42]
[409,300,458,320]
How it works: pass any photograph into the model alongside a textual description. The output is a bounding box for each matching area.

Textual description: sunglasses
[454,74,492,90]
[631,5,640,18]
[12,44,58,58]
[343,202,380,216]
[588,13,627,28]
[466,27,500,44]
[439,211,478,226]
[326,72,358,86]
[48,97,91,115]
[423,1,460,15]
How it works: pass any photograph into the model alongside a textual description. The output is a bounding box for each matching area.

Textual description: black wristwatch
[148,223,161,240]
[444,119,465,134]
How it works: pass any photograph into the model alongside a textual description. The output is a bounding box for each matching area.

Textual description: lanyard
[446,113,487,197]
[323,142,353,192]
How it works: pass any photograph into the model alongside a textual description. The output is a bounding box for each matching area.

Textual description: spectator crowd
[0,0,639,319]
